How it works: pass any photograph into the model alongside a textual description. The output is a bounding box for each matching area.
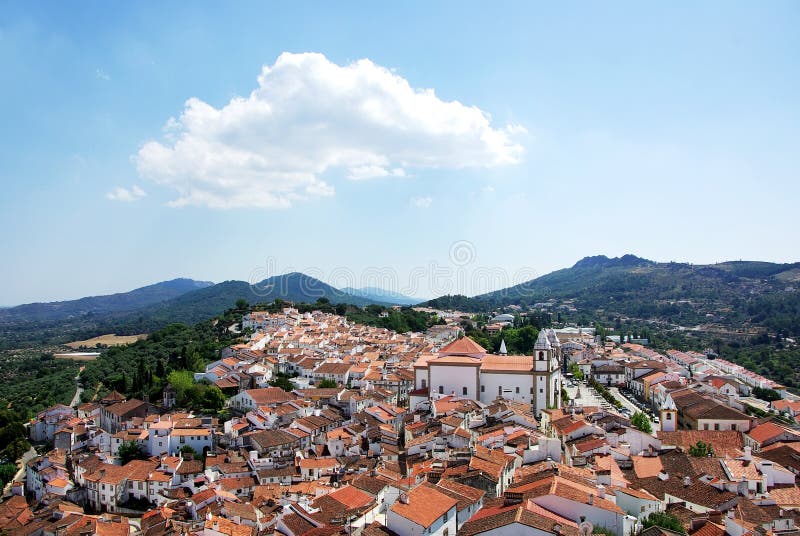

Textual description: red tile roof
[439,337,486,356]
[390,485,457,528]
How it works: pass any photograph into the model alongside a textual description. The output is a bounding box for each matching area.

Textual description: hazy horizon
[4,252,799,307]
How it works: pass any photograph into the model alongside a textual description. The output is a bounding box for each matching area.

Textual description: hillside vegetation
[426,255,800,338]
[0,273,380,349]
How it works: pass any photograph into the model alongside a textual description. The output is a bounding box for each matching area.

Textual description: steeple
[499,339,507,355]
[534,330,552,350]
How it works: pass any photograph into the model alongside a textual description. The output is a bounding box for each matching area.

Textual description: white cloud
[482,185,495,194]
[135,52,524,209]
[411,196,432,208]
[95,68,110,81]
[106,185,146,202]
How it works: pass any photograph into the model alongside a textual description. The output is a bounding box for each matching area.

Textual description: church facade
[413,329,563,416]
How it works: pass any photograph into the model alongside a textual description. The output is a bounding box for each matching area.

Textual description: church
[413,329,563,416]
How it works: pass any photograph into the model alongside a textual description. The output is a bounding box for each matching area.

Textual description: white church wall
[429,364,479,399]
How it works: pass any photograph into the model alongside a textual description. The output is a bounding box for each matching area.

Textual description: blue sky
[1,2,798,304]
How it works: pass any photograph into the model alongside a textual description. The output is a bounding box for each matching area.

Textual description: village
[4,306,800,536]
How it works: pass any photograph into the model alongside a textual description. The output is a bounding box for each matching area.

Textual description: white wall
[479,373,533,405]
[387,506,456,536]
[697,418,751,432]
[615,493,661,520]
[429,365,479,399]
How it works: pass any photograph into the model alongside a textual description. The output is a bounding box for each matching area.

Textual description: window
[540,389,544,393]
[438,386,444,394]
[498,386,502,395]
[481,385,485,393]
[516,387,520,394]
[421,379,427,389]
[714,423,720,431]
[731,423,736,431]
[539,351,545,361]
[462,387,468,396]
[530,387,534,394]
[666,413,672,420]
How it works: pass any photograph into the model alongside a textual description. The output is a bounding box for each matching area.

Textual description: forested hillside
[425,255,800,337]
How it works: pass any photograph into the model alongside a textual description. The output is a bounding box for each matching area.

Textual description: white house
[387,484,458,536]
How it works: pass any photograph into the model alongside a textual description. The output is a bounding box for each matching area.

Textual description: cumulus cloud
[411,196,433,208]
[106,185,146,202]
[135,52,524,209]
[95,68,110,81]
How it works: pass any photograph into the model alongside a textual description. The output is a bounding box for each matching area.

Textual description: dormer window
[539,352,545,360]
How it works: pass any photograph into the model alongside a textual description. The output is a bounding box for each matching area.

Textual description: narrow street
[2,446,36,497]
[69,366,85,407]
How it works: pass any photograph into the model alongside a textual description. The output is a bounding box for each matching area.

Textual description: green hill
[0,273,377,348]
[0,278,213,323]
[425,255,800,336]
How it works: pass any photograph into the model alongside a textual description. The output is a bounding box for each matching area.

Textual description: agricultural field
[65,333,147,349]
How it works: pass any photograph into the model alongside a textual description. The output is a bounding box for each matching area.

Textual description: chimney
[658,471,669,481]
[588,493,594,505]
[597,484,606,499]
[683,476,691,487]
[744,446,752,462]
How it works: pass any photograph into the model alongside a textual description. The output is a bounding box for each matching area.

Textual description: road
[608,386,640,415]
[2,446,36,497]
[609,386,661,432]
[69,366,85,407]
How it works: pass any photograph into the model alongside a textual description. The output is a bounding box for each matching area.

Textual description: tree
[688,440,714,457]
[166,370,195,405]
[117,441,147,465]
[180,445,200,460]
[643,511,686,534]
[201,385,226,412]
[270,374,295,392]
[569,363,584,381]
[317,379,338,388]
[752,387,781,402]
[0,464,16,487]
[235,299,249,310]
[1,437,30,463]
[630,411,653,434]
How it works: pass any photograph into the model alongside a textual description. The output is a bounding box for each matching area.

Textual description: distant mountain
[0,278,214,323]
[138,273,378,326]
[341,287,421,306]
[423,255,800,336]
[0,273,380,348]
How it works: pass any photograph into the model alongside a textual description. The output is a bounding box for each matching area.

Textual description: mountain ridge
[0,273,381,348]
[424,255,800,337]
[341,286,421,306]
[0,278,214,323]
